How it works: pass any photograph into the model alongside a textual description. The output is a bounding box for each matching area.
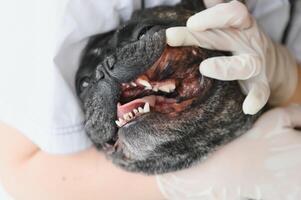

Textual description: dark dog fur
[76,0,262,174]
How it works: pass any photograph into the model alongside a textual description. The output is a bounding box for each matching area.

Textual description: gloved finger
[242,81,270,115]
[187,0,252,31]
[203,0,224,8]
[199,54,261,80]
[166,27,200,47]
[167,27,236,51]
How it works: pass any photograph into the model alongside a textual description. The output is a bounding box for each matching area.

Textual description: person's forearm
[8,149,161,200]
[281,64,301,106]
[0,123,163,200]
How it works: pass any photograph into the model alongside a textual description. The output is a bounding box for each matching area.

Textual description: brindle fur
[76,0,262,174]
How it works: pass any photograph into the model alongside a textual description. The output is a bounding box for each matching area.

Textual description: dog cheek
[118,130,155,160]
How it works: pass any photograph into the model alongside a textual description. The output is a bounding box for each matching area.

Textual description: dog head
[76,0,262,174]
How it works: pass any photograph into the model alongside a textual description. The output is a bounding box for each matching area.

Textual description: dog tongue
[117,96,156,119]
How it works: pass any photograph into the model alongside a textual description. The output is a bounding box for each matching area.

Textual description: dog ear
[179,0,206,12]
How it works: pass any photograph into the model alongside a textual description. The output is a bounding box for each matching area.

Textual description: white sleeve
[0,0,125,154]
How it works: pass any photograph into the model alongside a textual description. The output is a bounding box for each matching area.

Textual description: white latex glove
[156,105,301,200]
[166,0,298,115]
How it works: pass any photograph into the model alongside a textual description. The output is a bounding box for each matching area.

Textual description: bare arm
[0,123,164,200]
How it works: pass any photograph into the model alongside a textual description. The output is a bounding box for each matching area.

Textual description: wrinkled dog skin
[76,0,262,174]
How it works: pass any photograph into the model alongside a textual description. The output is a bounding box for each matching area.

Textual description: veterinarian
[0,0,300,200]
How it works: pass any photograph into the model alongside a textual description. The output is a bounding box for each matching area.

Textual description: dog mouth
[114,45,212,130]
[78,3,261,174]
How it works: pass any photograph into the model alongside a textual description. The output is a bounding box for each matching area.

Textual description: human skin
[0,123,164,200]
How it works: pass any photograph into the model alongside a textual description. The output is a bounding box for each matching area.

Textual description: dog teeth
[116,103,152,128]
[158,83,176,93]
[137,79,152,90]
[123,113,130,121]
[130,82,137,87]
[138,107,144,113]
[143,103,150,113]
[115,120,122,127]
[115,118,125,128]
[152,87,158,92]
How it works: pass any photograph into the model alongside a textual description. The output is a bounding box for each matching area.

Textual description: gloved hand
[166,0,298,115]
[156,105,301,200]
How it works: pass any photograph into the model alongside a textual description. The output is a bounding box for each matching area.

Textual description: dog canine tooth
[138,107,144,113]
[133,109,138,114]
[143,103,150,113]
[158,85,171,93]
[115,120,122,127]
[137,79,152,90]
[158,83,176,93]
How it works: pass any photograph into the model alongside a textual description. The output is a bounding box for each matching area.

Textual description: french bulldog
[75,0,262,174]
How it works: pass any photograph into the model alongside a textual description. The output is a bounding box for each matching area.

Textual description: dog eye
[138,26,153,40]
[79,77,91,91]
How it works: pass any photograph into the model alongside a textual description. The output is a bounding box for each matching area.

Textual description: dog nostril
[95,69,105,80]
[95,64,105,80]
